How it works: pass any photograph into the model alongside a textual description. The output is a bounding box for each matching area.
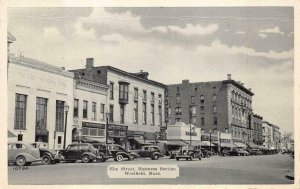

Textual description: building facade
[262,121,274,149]
[8,55,74,149]
[166,74,254,144]
[70,58,166,149]
[167,122,201,143]
[272,125,281,150]
[72,76,109,144]
[253,114,263,145]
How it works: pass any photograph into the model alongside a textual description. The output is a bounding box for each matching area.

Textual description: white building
[167,122,201,145]
[8,55,74,149]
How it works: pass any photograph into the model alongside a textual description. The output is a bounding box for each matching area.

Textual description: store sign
[185,131,197,136]
[108,124,128,131]
[82,121,105,129]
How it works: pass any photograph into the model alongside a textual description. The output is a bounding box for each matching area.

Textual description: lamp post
[105,112,110,145]
[209,129,212,152]
[63,103,69,149]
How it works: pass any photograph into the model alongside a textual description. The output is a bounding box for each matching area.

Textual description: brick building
[252,114,263,146]
[166,74,254,143]
[70,58,166,149]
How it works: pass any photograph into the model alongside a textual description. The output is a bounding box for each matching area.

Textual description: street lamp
[63,103,69,149]
[105,112,110,145]
[209,129,212,152]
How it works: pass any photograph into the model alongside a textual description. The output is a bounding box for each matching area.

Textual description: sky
[8,7,294,134]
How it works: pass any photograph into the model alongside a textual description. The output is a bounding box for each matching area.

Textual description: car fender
[14,153,36,162]
[116,152,130,158]
[42,152,55,160]
[82,152,97,160]
[153,152,164,157]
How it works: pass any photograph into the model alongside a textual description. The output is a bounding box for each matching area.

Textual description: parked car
[227,149,239,156]
[137,145,164,160]
[200,148,211,158]
[30,142,61,165]
[175,146,202,161]
[236,149,249,156]
[8,142,41,166]
[248,149,263,155]
[92,143,139,162]
[220,149,231,156]
[170,149,180,159]
[59,143,99,163]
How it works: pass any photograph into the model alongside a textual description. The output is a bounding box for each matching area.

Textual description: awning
[220,142,236,148]
[247,142,258,148]
[166,140,189,146]
[8,130,17,138]
[233,142,247,148]
[133,139,154,145]
[81,136,107,143]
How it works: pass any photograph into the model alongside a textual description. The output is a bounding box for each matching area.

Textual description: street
[8,154,293,185]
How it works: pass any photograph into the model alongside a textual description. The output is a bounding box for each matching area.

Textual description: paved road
[8,154,294,185]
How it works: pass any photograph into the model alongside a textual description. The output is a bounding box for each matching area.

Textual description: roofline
[223,80,254,96]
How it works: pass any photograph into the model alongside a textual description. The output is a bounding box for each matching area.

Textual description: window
[213,105,217,114]
[58,136,62,144]
[92,102,96,119]
[201,117,205,125]
[191,117,197,125]
[120,105,125,124]
[134,88,138,99]
[212,94,217,102]
[18,134,23,141]
[143,103,147,124]
[151,92,155,102]
[83,101,88,119]
[36,97,48,131]
[176,94,180,103]
[151,104,155,125]
[134,101,138,123]
[176,86,180,93]
[119,83,128,100]
[158,106,162,126]
[191,96,195,104]
[175,118,181,122]
[158,94,162,104]
[213,117,218,125]
[143,90,147,101]
[175,107,182,115]
[100,104,105,120]
[55,100,65,132]
[73,99,79,117]
[190,106,196,116]
[14,94,27,130]
[200,106,204,111]
[200,95,204,103]
[109,82,114,100]
[109,105,114,122]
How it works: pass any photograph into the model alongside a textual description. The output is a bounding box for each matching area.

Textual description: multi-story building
[72,74,109,144]
[70,58,166,149]
[272,125,281,150]
[8,54,74,149]
[166,74,254,144]
[262,121,274,149]
[253,114,263,146]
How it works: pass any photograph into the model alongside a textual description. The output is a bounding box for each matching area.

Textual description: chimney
[86,58,94,69]
[227,74,232,80]
[182,79,189,85]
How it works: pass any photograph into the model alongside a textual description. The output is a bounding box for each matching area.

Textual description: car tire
[98,154,105,162]
[82,155,90,163]
[152,154,159,160]
[115,154,124,162]
[42,154,52,165]
[176,157,179,161]
[15,155,26,166]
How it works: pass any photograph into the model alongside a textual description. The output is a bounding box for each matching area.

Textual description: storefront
[127,131,157,150]
[232,138,247,149]
[107,124,128,148]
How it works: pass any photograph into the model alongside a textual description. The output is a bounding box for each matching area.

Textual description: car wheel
[153,154,159,160]
[176,157,179,161]
[82,155,90,163]
[98,154,105,162]
[186,158,189,161]
[116,154,124,162]
[42,154,51,165]
[15,156,26,166]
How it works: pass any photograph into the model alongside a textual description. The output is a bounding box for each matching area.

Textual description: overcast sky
[8,7,294,134]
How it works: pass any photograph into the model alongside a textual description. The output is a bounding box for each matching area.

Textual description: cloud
[43,27,65,44]
[258,33,267,38]
[151,24,219,36]
[260,26,284,35]
[73,22,96,40]
[100,33,126,43]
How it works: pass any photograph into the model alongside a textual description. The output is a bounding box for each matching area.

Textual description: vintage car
[92,143,139,162]
[200,148,211,158]
[236,149,250,156]
[170,149,180,159]
[248,149,263,155]
[59,143,99,163]
[175,146,202,161]
[30,142,61,165]
[8,142,42,166]
[137,145,164,160]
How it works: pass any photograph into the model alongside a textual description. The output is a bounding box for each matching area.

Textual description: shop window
[14,94,27,130]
